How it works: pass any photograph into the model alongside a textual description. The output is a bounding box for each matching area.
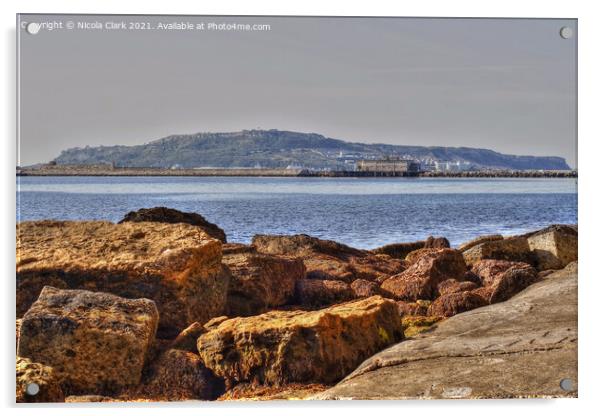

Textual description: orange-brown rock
[222,243,255,255]
[17,286,158,395]
[370,241,425,259]
[16,356,65,403]
[396,300,430,317]
[380,249,468,301]
[251,234,405,283]
[471,259,538,303]
[169,316,235,354]
[424,236,450,249]
[294,279,354,307]
[223,250,305,316]
[118,206,227,242]
[427,291,488,317]
[16,220,230,337]
[170,322,206,353]
[458,234,504,252]
[140,349,225,401]
[197,296,403,387]
[218,382,329,401]
[370,236,449,260]
[462,236,533,266]
[404,248,439,264]
[16,319,21,348]
[437,279,479,296]
[64,395,115,402]
[350,278,381,298]
[315,263,577,400]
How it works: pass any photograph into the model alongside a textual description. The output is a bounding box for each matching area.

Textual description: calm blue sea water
[16,176,577,249]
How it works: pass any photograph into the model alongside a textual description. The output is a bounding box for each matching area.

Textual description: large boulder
[17,286,159,395]
[223,250,305,317]
[523,225,577,270]
[462,236,533,266]
[471,259,539,303]
[140,349,225,401]
[119,206,227,242]
[380,249,467,301]
[251,234,405,283]
[16,356,64,403]
[314,262,578,399]
[294,279,354,307]
[197,296,403,387]
[16,220,230,337]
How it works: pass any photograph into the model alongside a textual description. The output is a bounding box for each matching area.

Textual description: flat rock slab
[17,220,229,337]
[17,286,159,395]
[313,262,577,399]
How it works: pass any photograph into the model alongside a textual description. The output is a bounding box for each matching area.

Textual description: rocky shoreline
[16,207,578,402]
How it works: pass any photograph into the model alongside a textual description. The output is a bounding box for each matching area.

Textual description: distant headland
[37,129,572,173]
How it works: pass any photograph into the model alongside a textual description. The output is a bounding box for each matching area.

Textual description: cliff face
[51,129,571,170]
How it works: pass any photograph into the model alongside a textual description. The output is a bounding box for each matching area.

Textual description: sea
[16,176,577,249]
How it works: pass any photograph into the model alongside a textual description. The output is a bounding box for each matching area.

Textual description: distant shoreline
[16,166,577,178]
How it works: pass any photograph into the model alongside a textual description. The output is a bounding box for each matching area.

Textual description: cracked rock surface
[313,262,577,399]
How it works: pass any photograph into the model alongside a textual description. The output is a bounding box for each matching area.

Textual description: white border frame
[2,1,600,414]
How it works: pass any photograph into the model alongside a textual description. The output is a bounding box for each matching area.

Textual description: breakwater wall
[17,166,577,178]
[17,166,304,177]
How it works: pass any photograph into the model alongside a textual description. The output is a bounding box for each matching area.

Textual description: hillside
[52,129,571,171]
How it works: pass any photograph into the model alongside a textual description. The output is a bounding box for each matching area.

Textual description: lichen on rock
[17,286,159,395]
[197,296,403,387]
[17,220,230,337]
[16,356,64,403]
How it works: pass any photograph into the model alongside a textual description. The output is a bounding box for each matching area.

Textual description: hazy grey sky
[18,15,577,167]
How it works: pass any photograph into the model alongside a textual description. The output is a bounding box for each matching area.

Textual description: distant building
[356,159,421,175]
[434,160,474,172]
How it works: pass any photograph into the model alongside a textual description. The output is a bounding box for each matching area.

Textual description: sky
[18,15,577,167]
